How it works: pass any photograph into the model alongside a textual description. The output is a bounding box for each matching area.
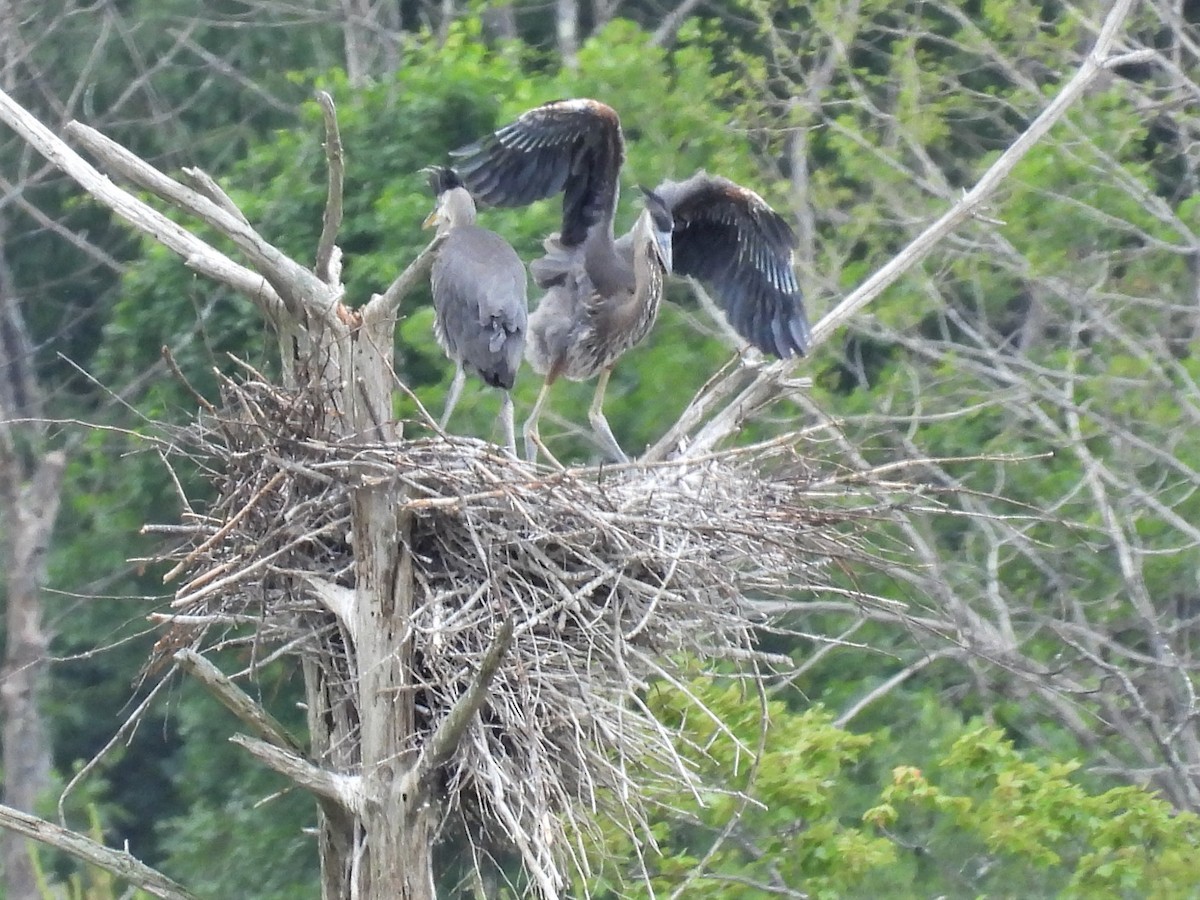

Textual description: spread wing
[451,98,625,248]
[655,172,810,358]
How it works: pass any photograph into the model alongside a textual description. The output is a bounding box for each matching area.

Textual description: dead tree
[0,0,1145,894]
[0,224,66,900]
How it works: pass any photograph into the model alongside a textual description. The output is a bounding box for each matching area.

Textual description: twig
[58,675,176,826]
[160,346,216,413]
[149,612,264,626]
[361,233,445,326]
[174,649,304,753]
[314,91,344,286]
[0,172,127,273]
[163,471,286,583]
[0,803,199,900]
[170,30,295,115]
[230,734,361,812]
[666,670,771,900]
[834,648,960,727]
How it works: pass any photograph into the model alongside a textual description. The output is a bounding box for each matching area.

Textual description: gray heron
[422,166,528,453]
[451,98,810,463]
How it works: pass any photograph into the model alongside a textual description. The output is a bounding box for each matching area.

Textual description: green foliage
[596,680,1200,899]
[593,677,896,898]
[870,728,1200,898]
[155,662,317,898]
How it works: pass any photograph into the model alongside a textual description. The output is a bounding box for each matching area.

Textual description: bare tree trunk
[343,310,436,899]
[0,233,63,900]
[556,0,579,71]
[437,0,456,44]
[340,0,402,85]
[0,451,63,899]
[481,1,517,40]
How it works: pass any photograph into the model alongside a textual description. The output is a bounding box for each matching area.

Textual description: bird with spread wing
[449,98,810,463]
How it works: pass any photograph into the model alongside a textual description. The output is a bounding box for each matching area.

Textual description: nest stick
[164,471,286,583]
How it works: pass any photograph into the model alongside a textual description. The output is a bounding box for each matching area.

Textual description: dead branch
[314,90,345,286]
[648,0,1143,462]
[303,574,357,641]
[174,649,304,754]
[362,232,445,326]
[230,735,361,812]
[0,803,199,900]
[400,617,514,807]
[66,121,329,324]
[181,166,251,225]
[0,88,286,321]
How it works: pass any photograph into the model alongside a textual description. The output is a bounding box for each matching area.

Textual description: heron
[422,166,528,454]
[450,98,810,464]
[520,185,673,464]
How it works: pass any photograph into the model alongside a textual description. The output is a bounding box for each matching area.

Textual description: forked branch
[399,617,515,806]
[0,88,287,323]
[230,735,362,813]
[65,121,329,325]
[362,232,446,326]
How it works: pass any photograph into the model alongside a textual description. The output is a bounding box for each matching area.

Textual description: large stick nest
[152,370,900,894]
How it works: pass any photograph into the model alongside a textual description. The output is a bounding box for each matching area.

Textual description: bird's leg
[440,363,466,431]
[522,379,563,468]
[498,390,517,457]
[587,367,629,464]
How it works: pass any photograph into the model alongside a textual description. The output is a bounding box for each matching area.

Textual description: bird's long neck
[440,188,477,232]
[583,223,629,297]
[626,209,666,328]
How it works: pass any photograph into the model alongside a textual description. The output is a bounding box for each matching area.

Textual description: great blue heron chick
[521,186,673,464]
[451,98,810,464]
[422,166,528,453]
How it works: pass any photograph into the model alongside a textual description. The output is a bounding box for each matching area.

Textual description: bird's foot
[588,412,630,465]
[524,428,564,470]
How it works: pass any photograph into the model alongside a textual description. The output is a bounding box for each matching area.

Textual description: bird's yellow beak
[422,208,439,230]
